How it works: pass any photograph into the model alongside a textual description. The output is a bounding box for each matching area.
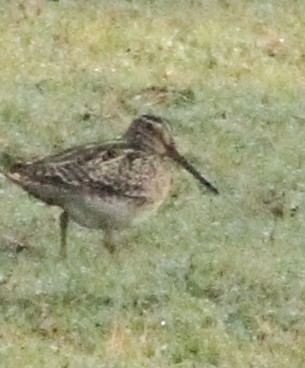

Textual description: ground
[1,0,305,367]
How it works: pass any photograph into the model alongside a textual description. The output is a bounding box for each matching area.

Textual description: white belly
[63,193,138,230]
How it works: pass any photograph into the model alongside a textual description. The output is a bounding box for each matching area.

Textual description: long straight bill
[170,148,219,194]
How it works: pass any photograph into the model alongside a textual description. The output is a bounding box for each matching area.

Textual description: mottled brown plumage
[7,114,218,257]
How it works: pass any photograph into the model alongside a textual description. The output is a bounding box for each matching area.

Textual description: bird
[5,114,218,258]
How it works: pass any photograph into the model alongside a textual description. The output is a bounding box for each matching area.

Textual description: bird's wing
[9,142,156,199]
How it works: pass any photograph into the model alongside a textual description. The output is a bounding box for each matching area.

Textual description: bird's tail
[0,151,15,172]
[0,150,25,179]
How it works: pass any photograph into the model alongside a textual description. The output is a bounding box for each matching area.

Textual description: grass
[1,0,305,366]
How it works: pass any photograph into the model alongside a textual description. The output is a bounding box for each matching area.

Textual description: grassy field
[1,0,305,366]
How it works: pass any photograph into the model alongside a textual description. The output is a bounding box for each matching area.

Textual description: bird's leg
[59,211,69,259]
[104,229,115,253]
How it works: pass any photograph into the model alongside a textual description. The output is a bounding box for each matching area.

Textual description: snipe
[6,114,218,258]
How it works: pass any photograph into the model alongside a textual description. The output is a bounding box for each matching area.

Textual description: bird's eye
[146,123,154,131]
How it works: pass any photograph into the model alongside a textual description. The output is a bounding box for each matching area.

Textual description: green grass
[1,0,305,366]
